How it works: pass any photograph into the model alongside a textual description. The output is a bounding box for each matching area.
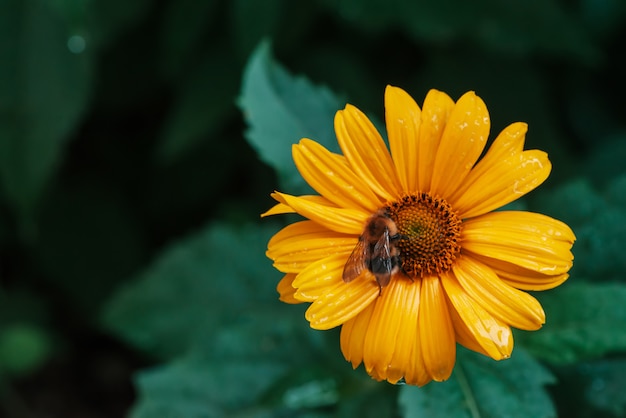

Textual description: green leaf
[0,0,92,229]
[156,46,239,163]
[104,221,338,415]
[519,283,626,365]
[333,381,398,418]
[239,40,343,193]
[399,348,556,418]
[130,349,287,418]
[576,358,626,417]
[536,177,626,281]
[102,222,309,359]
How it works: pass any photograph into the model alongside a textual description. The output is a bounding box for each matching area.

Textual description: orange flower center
[386,193,462,278]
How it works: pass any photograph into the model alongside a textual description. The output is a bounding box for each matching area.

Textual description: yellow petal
[430,91,490,197]
[453,149,551,219]
[335,104,401,201]
[447,122,527,207]
[363,277,418,383]
[403,338,431,387]
[441,270,513,360]
[262,194,338,217]
[271,192,368,234]
[385,85,421,193]
[503,274,570,291]
[416,89,455,193]
[447,301,489,357]
[469,252,570,291]
[267,221,356,273]
[277,273,303,304]
[305,271,379,330]
[382,278,426,384]
[462,211,575,275]
[464,122,527,177]
[261,202,295,217]
[419,275,456,381]
[293,253,347,301]
[484,121,527,156]
[268,220,331,247]
[452,255,545,330]
[341,303,375,369]
[293,139,380,212]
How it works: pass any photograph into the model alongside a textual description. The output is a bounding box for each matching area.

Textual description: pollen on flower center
[387,193,462,278]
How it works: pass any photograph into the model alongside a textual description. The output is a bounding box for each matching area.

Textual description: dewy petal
[417,89,455,193]
[419,275,456,381]
[447,301,489,357]
[363,278,419,384]
[335,105,401,201]
[277,274,302,304]
[267,221,356,273]
[453,149,551,219]
[441,270,513,360]
[430,91,490,197]
[447,122,526,207]
[385,85,421,193]
[469,252,570,291]
[452,255,545,331]
[293,139,380,212]
[468,122,527,169]
[293,253,347,301]
[271,192,368,235]
[382,278,428,385]
[462,211,575,276]
[305,271,379,330]
[341,302,375,369]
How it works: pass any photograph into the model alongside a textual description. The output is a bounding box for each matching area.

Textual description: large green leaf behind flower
[519,283,626,365]
[239,41,343,194]
[102,222,337,415]
[399,348,556,418]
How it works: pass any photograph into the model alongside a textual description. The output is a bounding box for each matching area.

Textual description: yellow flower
[263,86,575,386]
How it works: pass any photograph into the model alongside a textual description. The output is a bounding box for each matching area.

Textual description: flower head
[263,86,575,386]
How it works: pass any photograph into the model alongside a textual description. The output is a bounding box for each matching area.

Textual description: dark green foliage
[0,0,625,416]
[0,0,93,231]
[519,283,626,365]
[536,176,626,281]
[320,0,599,62]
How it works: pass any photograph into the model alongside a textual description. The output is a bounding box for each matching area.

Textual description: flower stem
[455,362,482,418]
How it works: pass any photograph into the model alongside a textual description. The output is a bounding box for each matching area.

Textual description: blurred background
[1,0,625,417]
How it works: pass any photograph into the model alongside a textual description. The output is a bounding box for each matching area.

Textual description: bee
[342,210,403,294]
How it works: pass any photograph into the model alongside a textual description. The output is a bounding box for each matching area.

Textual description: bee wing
[342,237,368,282]
[371,229,393,288]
